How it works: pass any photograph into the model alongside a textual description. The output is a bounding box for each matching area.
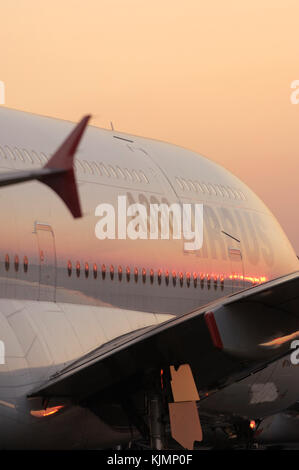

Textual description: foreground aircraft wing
[0,115,90,217]
[30,270,299,400]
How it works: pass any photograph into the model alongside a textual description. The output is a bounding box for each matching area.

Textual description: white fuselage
[0,107,297,448]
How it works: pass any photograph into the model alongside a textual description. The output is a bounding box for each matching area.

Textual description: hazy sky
[0,0,298,252]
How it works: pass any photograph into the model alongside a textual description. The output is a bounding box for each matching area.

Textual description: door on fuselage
[35,222,56,301]
[228,246,244,293]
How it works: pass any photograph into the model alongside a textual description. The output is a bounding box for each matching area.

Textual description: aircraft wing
[0,115,91,218]
[29,270,299,401]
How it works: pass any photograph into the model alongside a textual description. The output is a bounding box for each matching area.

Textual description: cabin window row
[67,261,225,290]
[2,254,28,273]
[0,145,150,184]
[175,177,246,201]
[0,254,225,290]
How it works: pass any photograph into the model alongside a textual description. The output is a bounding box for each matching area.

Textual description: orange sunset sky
[0,0,298,253]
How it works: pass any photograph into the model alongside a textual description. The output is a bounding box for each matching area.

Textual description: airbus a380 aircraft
[0,107,298,450]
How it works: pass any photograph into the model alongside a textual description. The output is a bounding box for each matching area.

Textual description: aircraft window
[102,264,106,280]
[76,160,85,172]
[14,255,19,272]
[91,161,102,175]
[22,149,34,164]
[208,184,217,196]
[126,266,130,282]
[172,271,176,286]
[165,270,169,286]
[118,265,123,281]
[186,272,191,287]
[179,272,184,287]
[0,145,6,159]
[134,267,138,283]
[181,178,191,191]
[132,169,142,183]
[236,188,243,199]
[93,263,97,279]
[142,268,146,283]
[225,186,232,198]
[76,261,80,277]
[116,166,126,179]
[4,145,14,160]
[84,262,89,278]
[83,160,94,174]
[231,188,239,200]
[67,260,72,277]
[150,268,154,284]
[3,253,10,272]
[233,188,239,199]
[201,183,209,194]
[193,272,197,287]
[110,265,114,280]
[238,189,244,200]
[239,190,246,200]
[214,184,223,197]
[236,190,242,200]
[124,168,133,181]
[14,147,24,162]
[175,177,184,190]
[228,187,237,199]
[206,183,213,195]
[139,170,149,184]
[188,180,197,192]
[40,152,48,164]
[31,150,43,164]
[24,256,28,273]
[100,163,111,177]
[5,254,9,271]
[195,181,204,193]
[80,161,88,173]
[108,165,118,178]
[226,186,235,199]
[220,185,229,198]
[157,269,162,285]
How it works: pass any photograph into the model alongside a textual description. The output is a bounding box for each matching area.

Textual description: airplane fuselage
[0,108,298,448]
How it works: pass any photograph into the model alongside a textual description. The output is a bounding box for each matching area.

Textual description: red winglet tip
[45,115,91,171]
[40,115,91,219]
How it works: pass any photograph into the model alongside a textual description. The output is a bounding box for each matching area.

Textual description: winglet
[39,115,91,218]
[45,115,91,171]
